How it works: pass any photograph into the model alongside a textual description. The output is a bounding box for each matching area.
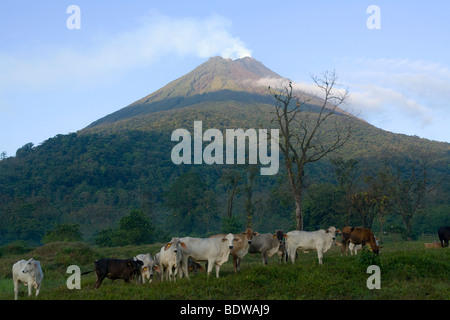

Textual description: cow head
[222,233,236,249]
[325,227,340,242]
[242,228,257,244]
[164,237,187,253]
[22,258,38,277]
[273,230,286,244]
[130,258,144,275]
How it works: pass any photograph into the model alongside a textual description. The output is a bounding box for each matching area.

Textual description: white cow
[285,226,340,265]
[134,253,159,283]
[12,258,44,300]
[156,237,186,282]
[179,233,235,278]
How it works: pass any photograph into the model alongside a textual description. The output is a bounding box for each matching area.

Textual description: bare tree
[269,71,353,230]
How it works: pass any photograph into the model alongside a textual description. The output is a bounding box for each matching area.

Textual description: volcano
[1,56,449,244]
[86,56,284,130]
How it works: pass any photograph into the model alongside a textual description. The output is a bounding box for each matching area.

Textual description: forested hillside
[1,57,448,246]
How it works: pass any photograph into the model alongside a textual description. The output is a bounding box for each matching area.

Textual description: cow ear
[164,243,172,251]
[180,242,187,250]
[283,234,288,238]
[241,232,246,236]
[222,238,226,242]
[154,265,161,273]
[253,232,259,236]
[326,229,330,233]
[127,262,132,266]
[272,234,277,239]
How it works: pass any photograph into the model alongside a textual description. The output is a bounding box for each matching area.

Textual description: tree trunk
[294,191,303,230]
[403,214,414,241]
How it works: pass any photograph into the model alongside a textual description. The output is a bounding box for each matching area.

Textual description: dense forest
[1,116,448,246]
[1,57,449,246]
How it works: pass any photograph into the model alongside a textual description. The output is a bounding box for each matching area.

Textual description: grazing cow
[285,227,340,265]
[12,258,44,300]
[134,253,159,284]
[348,237,380,255]
[93,258,143,289]
[210,228,258,272]
[188,258,204,274]
[179,233,235,278]
[341,226,380,255]
[248,232,282,266]
[438,226,450,247]
[156,237,186,282]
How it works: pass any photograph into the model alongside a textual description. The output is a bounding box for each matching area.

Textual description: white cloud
[335,58,450,141]
[0,12,252,92]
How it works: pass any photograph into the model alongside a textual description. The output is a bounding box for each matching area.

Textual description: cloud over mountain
[0,12,252,92]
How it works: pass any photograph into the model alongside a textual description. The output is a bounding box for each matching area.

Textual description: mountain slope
[87,56,282,129]
[0,56,449,245]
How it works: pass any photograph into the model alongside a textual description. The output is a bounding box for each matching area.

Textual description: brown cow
[341,226,380,255]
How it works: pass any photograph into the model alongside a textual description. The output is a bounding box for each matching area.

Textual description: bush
[358,247,382,269]
[0,240,31,257]
[42,224,82,243]
[95,209,156,247]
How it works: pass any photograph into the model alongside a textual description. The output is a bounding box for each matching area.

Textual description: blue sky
[1,1,450,156]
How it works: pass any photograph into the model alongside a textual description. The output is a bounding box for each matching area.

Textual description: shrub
[42,224,82,243]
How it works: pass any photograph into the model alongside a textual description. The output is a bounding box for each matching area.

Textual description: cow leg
[317,250,324,265]
[215,264,220,278]
[162,267,166,281]
[13,279,19,300]
[233,255,240,273]
[262,252,268,266]
[206,259,214,277]
[167,264,173,281]
[36,283,40,297]
[341,240,347,256]
[173,265,179,282]
[28,282,32,297]
[181,257,190,279]
[94,274,105,289]
[287,245,296,264]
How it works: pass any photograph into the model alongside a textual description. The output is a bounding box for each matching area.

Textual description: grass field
[1,235,449,301]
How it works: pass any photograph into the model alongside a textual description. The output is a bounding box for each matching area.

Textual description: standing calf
[93,258,143,289]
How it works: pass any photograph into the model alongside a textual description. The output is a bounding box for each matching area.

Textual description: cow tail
[81,270,94,275]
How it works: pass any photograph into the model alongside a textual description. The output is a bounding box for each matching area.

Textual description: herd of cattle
[11,225,450,299]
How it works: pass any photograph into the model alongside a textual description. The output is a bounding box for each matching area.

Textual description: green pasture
[0,235,448,300]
